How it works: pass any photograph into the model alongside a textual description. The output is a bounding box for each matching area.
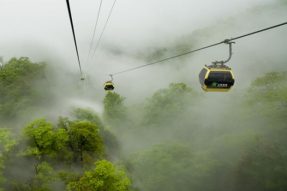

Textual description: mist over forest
[1,0,287,190]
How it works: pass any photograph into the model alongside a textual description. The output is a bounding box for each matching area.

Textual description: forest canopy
[0,57,286,191]
[0,57,50,122]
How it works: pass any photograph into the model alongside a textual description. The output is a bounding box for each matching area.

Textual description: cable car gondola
[199,65,235,92]
[104,74,115,91]
[199,40,235,92]
[104,81,114,91]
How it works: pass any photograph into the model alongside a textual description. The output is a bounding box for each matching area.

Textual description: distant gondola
[104,81,115,91]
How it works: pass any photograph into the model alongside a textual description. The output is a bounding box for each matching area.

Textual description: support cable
[91,0,117,60]
[66,0,83,77]
[86,0,103,64]
[110,21,287,77]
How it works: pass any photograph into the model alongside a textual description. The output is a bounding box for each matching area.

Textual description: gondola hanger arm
[213,40,235,65]
[109,74,114,81]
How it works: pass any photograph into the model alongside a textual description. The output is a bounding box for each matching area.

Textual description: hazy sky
[0,0,277,60]
[1,0,286,100]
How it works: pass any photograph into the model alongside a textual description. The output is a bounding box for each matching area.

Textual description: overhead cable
[91,0,117,60]
[66,0,83,76]
[110,21,287,76]
[86,0,103,64]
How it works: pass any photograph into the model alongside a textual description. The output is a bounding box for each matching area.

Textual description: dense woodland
[0,57,287,191]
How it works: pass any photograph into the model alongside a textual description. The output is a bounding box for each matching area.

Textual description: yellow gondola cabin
[199,65,235,92]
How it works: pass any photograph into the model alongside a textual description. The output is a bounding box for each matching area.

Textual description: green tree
[22,117,106,164]
[71,108,120,159]
[23,118,68,159]
[0,57,49,121]
[103,92,127,127]
[16,119,67,190]
[143,83,196,126]
[247,72,287,103]
[12,162,55,191]
[244,71,287,128]
[0,128,16,190]
[67,121,104,163]
[72,108,104,129]
[235,138,287,191]
[67,160,131,191]
[128,144,217,191]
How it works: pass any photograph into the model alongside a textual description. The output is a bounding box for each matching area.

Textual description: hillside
[0,57,287,191]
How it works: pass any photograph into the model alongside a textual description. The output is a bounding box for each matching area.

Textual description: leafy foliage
[72,108,104,129]
[12,162,55,191]
[0,129,16,190]
[0,57,49,121]
[67,160,131,191]
[1,55,287,191]
[23,119,68,159]
[235,138,287,191]
[103,92,127,126]
[247,72,287,103]
[246,72,287,119]
[128,144,218,191]
[143,83,196,126]
[67,120,104,163]
[71,108,120,160]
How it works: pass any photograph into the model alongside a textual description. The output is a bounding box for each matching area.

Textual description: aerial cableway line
[90,0,118,61]
[86,0,103,65]
[110,21,287,77]
[66,0,84,79]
